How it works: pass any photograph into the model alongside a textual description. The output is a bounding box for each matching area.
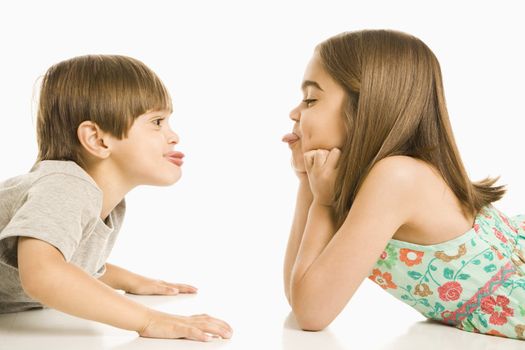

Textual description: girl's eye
[153,118,164,127]
[302,99,317,107]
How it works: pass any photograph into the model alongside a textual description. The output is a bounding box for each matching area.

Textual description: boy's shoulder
[30,160,100,189]
[1,160,102,212]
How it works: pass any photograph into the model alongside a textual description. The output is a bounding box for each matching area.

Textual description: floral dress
[368,204,525,340]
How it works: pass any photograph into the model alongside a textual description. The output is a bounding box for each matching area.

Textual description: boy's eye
[153,118,164,127]
[302,99,317,107]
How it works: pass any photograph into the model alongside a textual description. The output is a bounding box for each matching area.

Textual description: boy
[0,55,232,341]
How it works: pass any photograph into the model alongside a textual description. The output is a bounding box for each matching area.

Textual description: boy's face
[108,110,183,187]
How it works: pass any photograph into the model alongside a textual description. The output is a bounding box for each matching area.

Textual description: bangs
[128,65,173,116]
[88,55,173,138]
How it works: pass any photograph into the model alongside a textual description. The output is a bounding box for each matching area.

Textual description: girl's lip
[165,151,184,166]
[282,132,300,144]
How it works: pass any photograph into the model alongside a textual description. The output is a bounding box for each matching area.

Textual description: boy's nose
[167,130,179,144]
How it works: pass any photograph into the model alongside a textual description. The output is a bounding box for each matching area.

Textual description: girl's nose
[289,105,301,122]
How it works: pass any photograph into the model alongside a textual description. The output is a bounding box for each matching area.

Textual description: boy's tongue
[282,133,299,143]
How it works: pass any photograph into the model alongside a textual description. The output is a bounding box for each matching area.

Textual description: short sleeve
[0,173,101,262]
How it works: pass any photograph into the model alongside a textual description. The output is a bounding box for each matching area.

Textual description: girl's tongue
[282,133,299,144]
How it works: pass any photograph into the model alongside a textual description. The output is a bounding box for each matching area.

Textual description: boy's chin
[165,173,182,186]
[149,171,182,186]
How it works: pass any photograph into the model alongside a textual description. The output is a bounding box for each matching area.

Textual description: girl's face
[289,53,347,153]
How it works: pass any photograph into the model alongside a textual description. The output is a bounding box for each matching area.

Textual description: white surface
[1,280,524,350]
[1,0,525,349]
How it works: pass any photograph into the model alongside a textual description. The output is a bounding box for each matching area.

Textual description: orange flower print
[399,248,424,266]
[498,212,518,233]
[434,244,467,262]
[369,269,397,290]
[515,324,525,339]
[490,246,504,260]
[414,283,433,297]
[438,281,463,301]
[481,295,514,326]
[493,228,508,244]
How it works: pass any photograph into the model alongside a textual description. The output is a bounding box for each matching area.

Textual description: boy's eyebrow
[301,80,324,92]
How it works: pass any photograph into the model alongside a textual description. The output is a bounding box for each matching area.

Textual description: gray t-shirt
[0,160,125,313]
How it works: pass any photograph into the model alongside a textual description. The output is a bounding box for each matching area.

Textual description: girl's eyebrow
[301,80,324,92]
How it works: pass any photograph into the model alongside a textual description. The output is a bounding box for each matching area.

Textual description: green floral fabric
[369,205,525,339]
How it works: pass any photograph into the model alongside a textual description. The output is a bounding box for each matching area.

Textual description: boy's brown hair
[36,55,172,168]
[317,30,506,227]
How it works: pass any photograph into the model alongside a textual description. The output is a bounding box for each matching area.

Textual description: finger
[165,283,197,293]
[313,149,329,168]
[195,321,233,339]
[192,314,233,333]
[326,148,341,169]
[303,151,316,171]
[156,284,179,295]
[184,326,211,342]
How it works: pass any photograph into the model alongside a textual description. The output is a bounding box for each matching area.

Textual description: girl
[282,29,525,340]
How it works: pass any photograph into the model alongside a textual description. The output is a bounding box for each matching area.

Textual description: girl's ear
[77,121,111,159]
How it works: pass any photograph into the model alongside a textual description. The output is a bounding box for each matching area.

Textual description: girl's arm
[283,173,313,304]
[99,263,197,295]
[289,155,416,331]
[283,133,313,303]
[18,237,232,341]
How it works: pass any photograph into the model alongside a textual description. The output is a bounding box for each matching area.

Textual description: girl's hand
[304,148,341,206]
[126,275,197,296]
[282,132,306,178]
[139,310,233,341]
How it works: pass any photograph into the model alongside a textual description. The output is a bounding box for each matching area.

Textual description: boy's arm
[283,174,312,304]
[18,237,232,341]
[99,263,197,295]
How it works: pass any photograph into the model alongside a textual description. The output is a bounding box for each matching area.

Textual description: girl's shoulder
[353,156,428,226]
[366,155,466,216]
[372,155,436,175]
[365,155,435,194]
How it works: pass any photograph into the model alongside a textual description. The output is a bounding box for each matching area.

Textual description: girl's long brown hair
[317,30,505,227]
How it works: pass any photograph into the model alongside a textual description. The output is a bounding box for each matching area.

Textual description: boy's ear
[77,121,111,159]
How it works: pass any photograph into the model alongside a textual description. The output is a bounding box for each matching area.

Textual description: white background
[0,1,524,349]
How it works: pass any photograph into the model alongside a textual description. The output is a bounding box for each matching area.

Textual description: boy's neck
[83,161,135,221]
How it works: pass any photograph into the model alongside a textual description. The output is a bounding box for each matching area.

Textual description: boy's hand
[126,276,197,296]
[139,310,233,341]
[304,148,341,206]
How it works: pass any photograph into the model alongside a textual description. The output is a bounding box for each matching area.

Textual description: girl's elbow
[297,316,328,332]
[291,298,331,331]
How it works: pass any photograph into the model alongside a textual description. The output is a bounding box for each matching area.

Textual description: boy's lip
[165,151,184,166]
